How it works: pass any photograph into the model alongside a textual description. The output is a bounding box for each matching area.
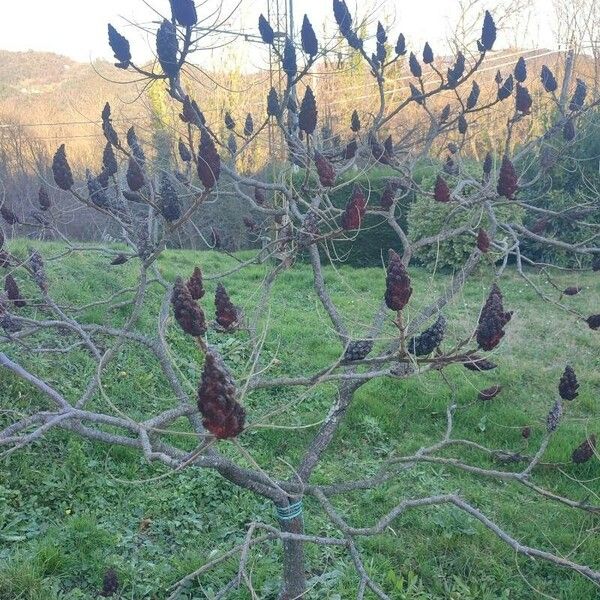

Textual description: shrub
[408,173,524,271]
[520,189,600,267]
[293,163,439,266]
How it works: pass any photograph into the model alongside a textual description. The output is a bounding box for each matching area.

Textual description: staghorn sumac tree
[1,1,600,598]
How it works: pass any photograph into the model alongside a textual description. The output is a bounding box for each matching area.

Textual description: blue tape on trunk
[276,500,303,521]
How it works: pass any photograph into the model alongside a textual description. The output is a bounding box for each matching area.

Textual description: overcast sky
[0,0,559,65]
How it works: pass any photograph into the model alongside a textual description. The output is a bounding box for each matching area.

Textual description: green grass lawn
[0,242,599,599]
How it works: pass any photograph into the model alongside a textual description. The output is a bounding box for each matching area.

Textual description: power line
[0,116,148,130]
[0,45,580,141]
[325,48,562,107]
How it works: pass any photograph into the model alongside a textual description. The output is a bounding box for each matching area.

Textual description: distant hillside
[0,47,593,172]
[0,50,147,164]
[0,50,79,95]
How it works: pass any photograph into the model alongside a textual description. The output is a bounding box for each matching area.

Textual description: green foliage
[294,162,438,267]
[408,175,524,271]
[329,170,409,267]
[514,109,600,266]
[564,109,600,184]
[520,189,600,267]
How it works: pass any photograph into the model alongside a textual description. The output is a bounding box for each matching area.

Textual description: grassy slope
[0,242,598,599]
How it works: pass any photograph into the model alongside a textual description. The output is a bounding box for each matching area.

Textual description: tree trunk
[279,514,306,599]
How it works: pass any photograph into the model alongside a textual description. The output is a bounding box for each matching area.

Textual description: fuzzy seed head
[477,228,491,253]
[385,249,412,311]
[197,129,221,189]
[52,144,74,190]
[299,86,318,134]
[187,267,205,300]
[215,283,239,330]
[156,20,179,77]
[341,185,367,230]
[476,283,512,351]
[572,435,596,464]
[434,175,451,203]
[197,352,245,439]
[171,277,206,337]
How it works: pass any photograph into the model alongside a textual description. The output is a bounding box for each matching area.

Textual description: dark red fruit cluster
[39,186,51,211]
[267,87,280,117]
[244,113,254,137]
[171,277,206,337]
[558,365,579,400]
[243,216,258,232]
[434,175,451,203]
[343,339,374,361]
[385,249,412,311]
[180,96,205,126]
[515,83,532,114]
[215,283,239,330]
[299,86,317,134]
[408,315,446,356]
[101,568,119,597]
[224,112,235,130]
[254,187,267,205]
[108,24,131,69]
[110,254,128,265]
[126,126,145,162]
[476,283,512,351]
[569,78,587,111]
[157,20,179,78]
[380,180,400,209]
[197,129,221,189]
[482,152,493,180]
[171,0,198,26]
[1,207,18,225]
[315,151,336,187]
[159,175,181,222]
[197,352,245,439]
[586,314,600,330]
[497,155,518,199]
[126,158,145,192]
[187,267,205,300]
[477,228,491,252]
[102,142,118,177]
[572,435,596,464]
[178,139,192,162]
[100,103,119,146]
[343,140,357,160]
[369,136,386,164]
[52,144,74,191]
[350,110,361,132]
[5,274,26,308]
[341,186,367,230]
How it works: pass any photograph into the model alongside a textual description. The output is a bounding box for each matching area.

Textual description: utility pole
[558,47,575,113]
[288,0,295,41]
[266,0,290,160]
[287,0,298,137]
